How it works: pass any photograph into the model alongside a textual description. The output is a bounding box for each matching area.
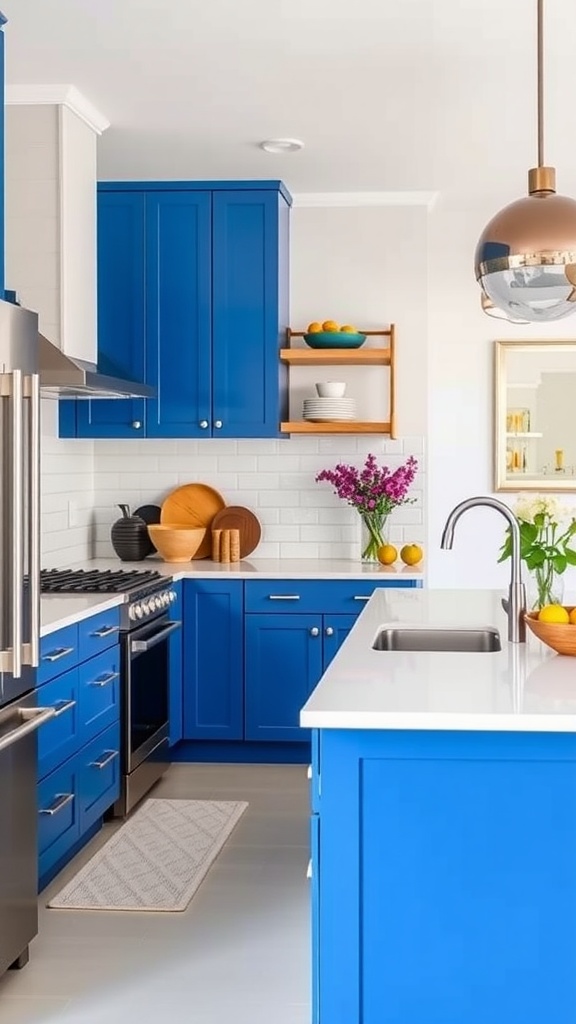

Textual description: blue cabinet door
[61,191,146,438]
[212,190,289,438]
[183,580,244,741]
[145,192,212,438]
[169,582,183,746]
[323,614,357,671]
[245,613,323,742]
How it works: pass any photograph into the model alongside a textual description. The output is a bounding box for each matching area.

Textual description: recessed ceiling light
[259,138,304,154]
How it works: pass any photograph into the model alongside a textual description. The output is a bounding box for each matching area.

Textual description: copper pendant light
[475,0,576,323]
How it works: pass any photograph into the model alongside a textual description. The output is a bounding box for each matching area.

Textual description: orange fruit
[340,324,358,333]
[400,543,423,566]
[377,544,397,565]
[322,320,340,332]
[307,322,322,333]
[569,608,576,625]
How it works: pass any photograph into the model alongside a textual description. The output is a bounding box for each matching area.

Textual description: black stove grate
[40,568,164,594]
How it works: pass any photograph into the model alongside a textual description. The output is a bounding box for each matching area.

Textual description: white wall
[90,205,427,560]
[427,189,576,590]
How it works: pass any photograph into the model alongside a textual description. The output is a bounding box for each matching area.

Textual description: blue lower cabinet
[37,668,80,780]
[169,582,183,745]
[78,606,121,661]
[311,812,320,1024]
[38,760,81,882]
[38,624,79,686]
[79,647,121,740]
[245,614,323,742]
[78,722,121,832]
[322,614,357,669]
[183,580,244,741]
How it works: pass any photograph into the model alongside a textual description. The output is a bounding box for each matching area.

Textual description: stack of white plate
[303,397,357,422]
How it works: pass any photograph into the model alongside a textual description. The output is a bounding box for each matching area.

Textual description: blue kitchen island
[301,588,576,1024]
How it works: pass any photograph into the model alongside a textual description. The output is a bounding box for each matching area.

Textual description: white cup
[315,381,346,398]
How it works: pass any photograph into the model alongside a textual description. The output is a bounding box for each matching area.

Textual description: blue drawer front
[37,668,81,781]
[38,760,80,878]
[39,625,79,685]
[78,723,121,832]
[244,578,419,615]
[78,607,121,662]
[79,647,121,742]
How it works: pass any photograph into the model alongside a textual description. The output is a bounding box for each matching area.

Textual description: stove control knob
[169,590,177,603]
[129,605,137,621]
[134,604,144,619]
[154,597,163,610]
[161,593,169,607]
[141,600,151,615]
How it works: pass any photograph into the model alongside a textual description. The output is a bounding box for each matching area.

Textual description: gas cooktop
[40,568,164,594]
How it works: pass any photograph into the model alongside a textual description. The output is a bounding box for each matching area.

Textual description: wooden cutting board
[211,506,262,559]
[161,483,225,559]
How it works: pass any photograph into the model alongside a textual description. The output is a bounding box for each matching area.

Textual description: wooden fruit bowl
[147,524,206,563]
[525,609,576,656]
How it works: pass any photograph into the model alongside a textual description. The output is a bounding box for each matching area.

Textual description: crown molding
[5,84,110,135]
[292,191,438,209]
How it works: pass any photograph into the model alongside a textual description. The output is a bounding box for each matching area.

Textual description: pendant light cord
[537,0,544,167]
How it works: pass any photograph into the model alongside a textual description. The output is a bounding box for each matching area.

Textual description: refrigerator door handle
[23,374,40,669]
[2,370,24,679]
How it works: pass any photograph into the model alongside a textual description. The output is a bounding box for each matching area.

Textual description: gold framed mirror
[494,340,576,491]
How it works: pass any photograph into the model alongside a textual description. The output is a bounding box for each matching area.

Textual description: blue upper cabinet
[212,191,289,438]
[61,181,290,439]
[61,191,146,438]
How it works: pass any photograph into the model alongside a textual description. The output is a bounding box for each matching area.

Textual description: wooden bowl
[147,524,206,563]
[525,609,576,656]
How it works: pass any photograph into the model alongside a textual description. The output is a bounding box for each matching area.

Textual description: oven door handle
[130,620,182,654]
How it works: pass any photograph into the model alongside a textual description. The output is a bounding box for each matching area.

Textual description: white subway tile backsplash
[218,456,257,473]
[280,508,319,525]
[237,473,280,491]
[258,490,300,508]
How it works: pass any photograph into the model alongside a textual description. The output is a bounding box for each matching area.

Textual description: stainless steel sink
[372,626,502,653]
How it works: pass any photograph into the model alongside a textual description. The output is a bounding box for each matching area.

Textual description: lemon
[340,324,358,333]
[307,322,322,334]
[400,543,423,566]
[538,604,570,624]
[322,320,340,332]
[377,544,397,565]
[569,608,576,626]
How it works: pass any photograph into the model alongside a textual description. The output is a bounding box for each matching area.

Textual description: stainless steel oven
[115,608,181,817]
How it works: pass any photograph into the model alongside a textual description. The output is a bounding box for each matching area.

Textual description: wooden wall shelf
[281,325,396,438]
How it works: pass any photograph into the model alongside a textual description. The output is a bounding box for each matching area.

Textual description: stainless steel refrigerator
[0,299,54,975]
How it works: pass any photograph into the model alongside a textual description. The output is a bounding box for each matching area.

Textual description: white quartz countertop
[41,593,124,637]
[66,556,424,582]
[300,588,576,733]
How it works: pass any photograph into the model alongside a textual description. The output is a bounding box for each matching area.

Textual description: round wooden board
[161,484,225,559]
[211,506,262,559]
[134,504,162,555]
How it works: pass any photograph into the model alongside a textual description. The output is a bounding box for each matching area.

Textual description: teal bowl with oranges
[303,331,366,349]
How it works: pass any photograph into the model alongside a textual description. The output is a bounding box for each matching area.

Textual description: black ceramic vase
[110,504,152,561]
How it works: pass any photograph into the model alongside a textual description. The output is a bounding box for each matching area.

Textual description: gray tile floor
[0,764,311,1023]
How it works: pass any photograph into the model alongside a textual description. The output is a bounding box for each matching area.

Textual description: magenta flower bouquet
[316,453,418,562]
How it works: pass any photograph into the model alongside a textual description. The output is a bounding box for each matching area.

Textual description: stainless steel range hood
[39,334,155,399]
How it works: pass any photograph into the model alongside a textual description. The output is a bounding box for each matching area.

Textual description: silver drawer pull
[306,859,313,880]
[268,595,300,601]
[91,625,119,638]
[39,792,74,817]
[353,595,370,602]
[307,764,312,780]
[53,698,77,718]
[90,749,118,770]
[42,646,75,663]
[89,671,119,688]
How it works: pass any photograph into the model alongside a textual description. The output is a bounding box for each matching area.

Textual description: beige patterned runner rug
[48,798,248,912]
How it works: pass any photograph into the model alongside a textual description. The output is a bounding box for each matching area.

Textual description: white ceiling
[4,0,576,195]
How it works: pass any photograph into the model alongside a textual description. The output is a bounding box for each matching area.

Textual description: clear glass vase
[526,562,565,611]
[360,511,389,564]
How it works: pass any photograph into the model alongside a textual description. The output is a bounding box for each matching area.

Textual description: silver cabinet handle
[310,627,320,637]
[325,627,334,636]
[91,625,119,638]
[306,859,313,879]
[132,420,142,429]
[353,595,370,601]
[90,749,118,770]
[199,420,209,429]
[307,764,312,780]
[131,620,181,654]
[214,420,223,429]
[0,706,55,754]
[42,646,75,663]
[89,671,119,688]
[39,792,74,817]
[25,373,40,669]
[53,698,77,718]
[268,595,300,601]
